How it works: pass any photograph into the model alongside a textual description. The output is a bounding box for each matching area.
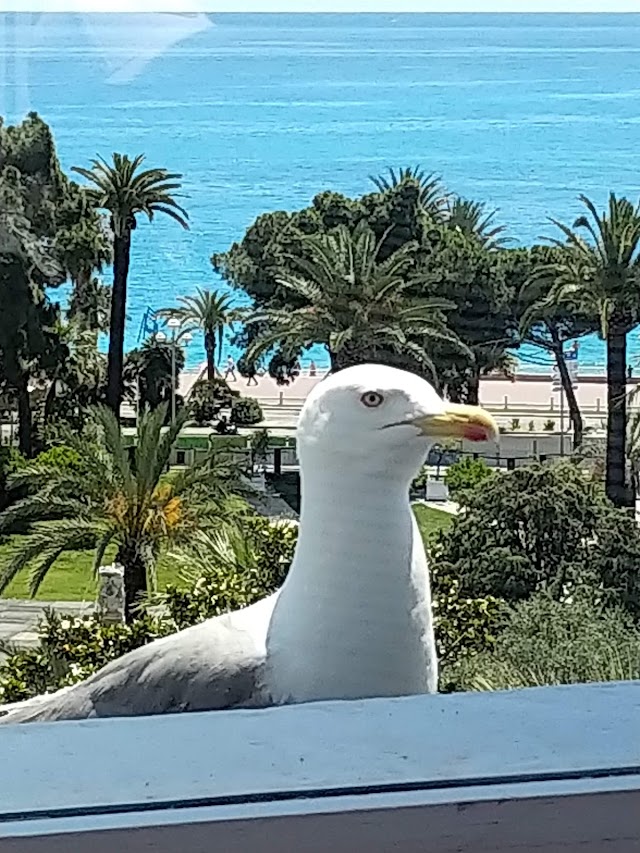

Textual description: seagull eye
[361,391,384,408]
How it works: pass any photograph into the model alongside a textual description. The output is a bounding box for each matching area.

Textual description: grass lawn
[0,505,454,602]
[413,504,455,541]
[0,540,179,602]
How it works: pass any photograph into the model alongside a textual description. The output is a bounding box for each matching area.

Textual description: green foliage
[0,610,173,704]
[0,517,297,703]
[31,445,81,471]
[430,560,507,678]
[452,595,640,691]
[0,447,24,513]
[124,338,185,413]
[157,288,238,382]
[434,461,640,621]
[189,378,238,425]
[434,462,604,602]
[510,418,520,431]
[443,456,494,502]
[230,396,263,426]
[161,518,298,630]
[0,405,240,618]
[213,179,514,392]
[411,466,429,492]
[244,222,462,377]
[543,419,555,431]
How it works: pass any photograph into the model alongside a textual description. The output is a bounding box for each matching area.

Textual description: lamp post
[156,319,192,425]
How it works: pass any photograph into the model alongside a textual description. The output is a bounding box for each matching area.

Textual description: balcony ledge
[1,681,639,851]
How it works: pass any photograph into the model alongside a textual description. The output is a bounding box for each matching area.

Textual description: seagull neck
[264,459,437,703]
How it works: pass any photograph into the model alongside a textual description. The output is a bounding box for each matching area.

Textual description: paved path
[0,600,93,658]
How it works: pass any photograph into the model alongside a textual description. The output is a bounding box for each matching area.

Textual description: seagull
[0,364,497,725]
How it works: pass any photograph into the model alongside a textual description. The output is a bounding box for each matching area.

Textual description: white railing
[1,682,638,851]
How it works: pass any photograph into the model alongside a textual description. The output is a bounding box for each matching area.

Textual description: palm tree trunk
[548,326,583,450]
[606,319,633,508]
[205,332,216,382]
[117,541,148,623]
[106,231,132,416]
[16,376,33,458]
[466,369,480,405]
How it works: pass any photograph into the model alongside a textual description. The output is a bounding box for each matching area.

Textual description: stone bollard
[97,563,125,625]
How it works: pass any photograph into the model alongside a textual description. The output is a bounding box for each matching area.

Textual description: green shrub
[411,466,429,492]
[33,445,81,470]
[0,611,172,704]
[161,517,298,629]
[190,379,238,425]
[431,560,507,682]
[230,396,263,426]
[443,456,494,503]
[543,419,555,431]
[450,594,640,691]
[435,461,606,603]
[510,418,520,431]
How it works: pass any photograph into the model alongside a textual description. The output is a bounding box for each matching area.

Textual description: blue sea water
[2,11,640,371]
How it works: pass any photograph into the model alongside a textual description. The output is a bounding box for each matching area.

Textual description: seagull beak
[414,403,499,443]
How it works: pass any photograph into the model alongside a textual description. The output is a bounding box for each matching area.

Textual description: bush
[190,379,238,425]
[450,594,640,691]
[230,396,263,426]
[0,611,172,704]
[443,456,494,503]
[430,560,507,680]
[161,517,298,629]
[434,462,605,603]
[411,466,429,493]
[32,445,82,470]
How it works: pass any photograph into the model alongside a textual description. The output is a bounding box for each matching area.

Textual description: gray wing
[0,594,278,725]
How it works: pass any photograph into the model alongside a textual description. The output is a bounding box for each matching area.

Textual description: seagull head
[297,364,498,481]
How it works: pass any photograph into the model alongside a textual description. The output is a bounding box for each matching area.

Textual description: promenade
[211,368,640,433]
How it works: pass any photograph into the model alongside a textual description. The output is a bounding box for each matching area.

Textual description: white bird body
[0,365,496,725]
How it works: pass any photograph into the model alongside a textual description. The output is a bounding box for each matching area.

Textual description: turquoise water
[2,12,640,371]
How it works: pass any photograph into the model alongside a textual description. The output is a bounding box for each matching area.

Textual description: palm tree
[370,166,450,221]
[245,224,464,377]
[541,194,640,507]
[157,288,237,382]
[0,405,242,620]
[446,198,510,249]
[72,154,189,417]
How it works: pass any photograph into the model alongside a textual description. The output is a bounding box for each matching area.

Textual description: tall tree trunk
[606,319,633,508]
[205,332,216,382]
[16,376,33,457]
[117,541,149,624]
[548,325,583,450]
[106,230,132,416]
[466,368,480,405]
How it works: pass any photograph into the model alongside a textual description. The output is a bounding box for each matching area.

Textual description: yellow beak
[415,403,499,443]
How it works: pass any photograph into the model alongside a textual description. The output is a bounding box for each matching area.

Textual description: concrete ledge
[0,682,639,851]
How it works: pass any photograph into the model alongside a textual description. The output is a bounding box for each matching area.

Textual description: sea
[2,11,640,373]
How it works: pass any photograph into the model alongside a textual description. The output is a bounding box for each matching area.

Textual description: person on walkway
[309,360,317,377]
[246,365,259,386]
[224,356,237,382]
